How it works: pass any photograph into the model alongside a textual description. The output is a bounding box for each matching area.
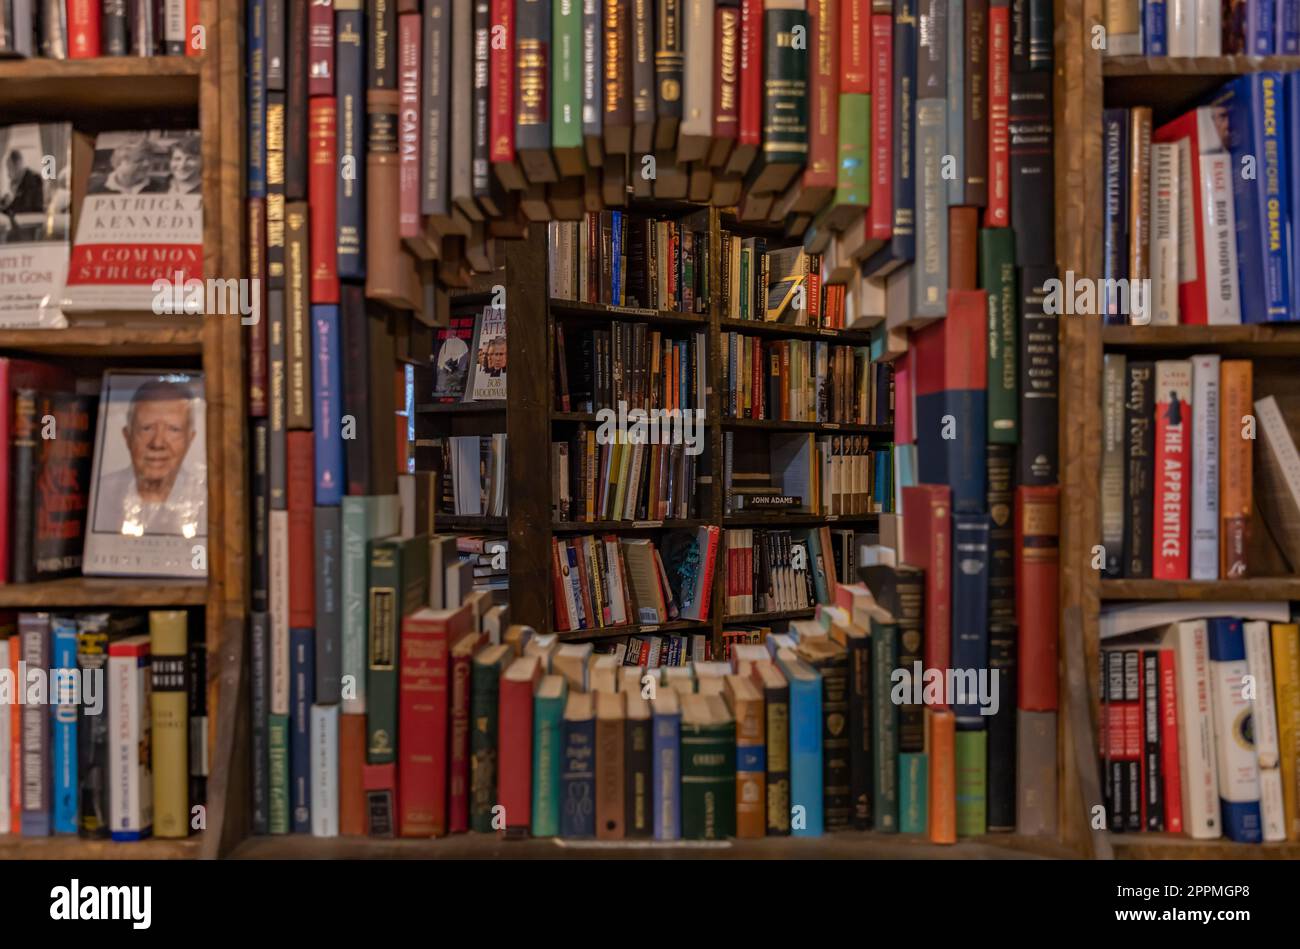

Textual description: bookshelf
[0,0,247,859]
[1058,4,1300,859]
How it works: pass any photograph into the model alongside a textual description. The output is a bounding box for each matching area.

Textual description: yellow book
[150,610,190,838]
[1271,624,1300,841]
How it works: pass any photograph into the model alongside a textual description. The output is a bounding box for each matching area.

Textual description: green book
[955,729,988,836]
[340,495,399,716]
[869,607,899,832]
[531,674,569,837]
[979,228,1018,443]
[268,713,290,834]
[551,0,583,174]
[747,5,809,195]
[898,752,928,834]
[680,694,736,840]
[365,534,430,764]
[826,93,871,230]
[471,643,512,833]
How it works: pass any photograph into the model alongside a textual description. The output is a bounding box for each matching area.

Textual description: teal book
[803,527,831,604]
[775,649,823,837]
[531,674,568,837]
[979,228,1018,443]
[340,494,399,716]
[869,607,899,832]
[680,694,736,840]
[470,643,512,833]
[955,729,988,836]
[366,534,430,764]
[268,713,291,834]
[898,752,928,834]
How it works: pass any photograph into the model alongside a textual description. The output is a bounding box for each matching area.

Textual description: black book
[1008,70,1054,268]
[103,0,130,55]
[861,563,925,753]
[986,444,1017,831]
[31,392,96,580]
[472,0,504,214]
[250,610,271,835]
[630,0,656,155]
[652,0,682,151]
[1010,0,1028,73]
[1122,649,1141,831]
[368,0,397,88]
[515,0,558,183]
[188,619,208,809]
[1142,649,1162,832]
[9,389,41,585]
[315,506,343,704]
[1122,360,1154,578]
[338,0,368,280]
[421,0,451,218]
[1017,266,1058,486]
[269,288,288,509]
[267,0,287,88]
[251,418,270,612]
[1104,648,1125,831]
[834,622,872,830]
[286,0,310,200]
[799,638,851,830]
[624,701,653,838]
[755,662,791,835]
[267,91,288,288]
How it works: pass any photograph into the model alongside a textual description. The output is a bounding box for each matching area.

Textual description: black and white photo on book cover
[0,123,73,328]
[467,304,507,402]
[83,370,208,578]
[62,129,202,312]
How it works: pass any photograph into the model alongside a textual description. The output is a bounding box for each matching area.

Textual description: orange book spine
[926,707,957,844]
[339,713,368,835]
[733,691,766,838]
[1218,360,1253,577]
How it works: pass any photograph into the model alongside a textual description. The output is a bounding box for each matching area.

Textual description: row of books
[597,633,713,668]
[720,333,892,426]
[550,529,720,632]
[1100,356,1300,579]
[547,212,711,313]
[0,0,201,58]
[720,238,824,326]
[1102,0,1292,56]
[428,304,509,404]
[0,610,206,840]
[555,324,708,415]
[726,431,895,517]
[551,428,703,524]
[426,434,509,518]
[1101,613,1300,843]
[1104,75,1300,327]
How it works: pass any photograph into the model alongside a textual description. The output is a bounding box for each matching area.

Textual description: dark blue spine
[248,0,268,197]
[946,389,987,512]
[1248,0,1277,53]
[1288,72,1300,320]
[290,627,314,834]
[950,514,990,727]
[863,0,916,277]
[1214,73,1291,323]
[1282,0,1300,53]
[336,5,367,280]
[560,715,596,837]
[1143,0,1167,55]
[311,304,345,505]
[1102,108,1129,325]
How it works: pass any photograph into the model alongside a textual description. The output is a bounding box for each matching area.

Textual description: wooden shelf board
[723,513,881,526]
[549,299,707,328]
[552,519,708,532]
[229,830,1054,860]
[0,577,207,608]
[0,833,202,860]
[1101,324,1300,355]
[1102,55,1300,77]
[550,410,708,424]
[0,325,204,357]
[723,608,816,624]
[1109,833,1300,860]
[723,417,891,435]
[0,56,202,114]
[717,318,875,344]
[416,400,507,414]
[435,516,507,531]
[555,618,712,642]
[1100,578,1300,601]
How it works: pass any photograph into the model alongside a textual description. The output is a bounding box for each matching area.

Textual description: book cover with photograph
[83,370,208,579]
[0,123,77,328]
[431,307,478,403]
[62,130,202,313]
[466,305,506,402]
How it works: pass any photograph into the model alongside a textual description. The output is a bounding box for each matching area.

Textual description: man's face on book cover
[124,398,194,488]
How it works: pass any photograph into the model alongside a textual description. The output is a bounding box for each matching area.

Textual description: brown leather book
[1127,107,1152,286]
[725,674,766,838]
[925,707,956,844]
[366,88,423,310]
[595,689,627,838]
[947,206,978,291]
[339,713,368,835]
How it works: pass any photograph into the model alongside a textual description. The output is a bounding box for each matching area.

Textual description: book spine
[864,0,914,274]
[986,460,1017,830]
[554,0,584,164]
[470,658,502,832]
[490,0,516,171]
[1142,650,1163,830]
[1207,619,1263,842]
[250,611,271,834]
[311,304,344,504]
[267,0,286,86]
[516,0,555,177]
[951,514,991,726]
[711,0,741,167]
[51,619,78,834]
[103,0,130,55]
[314,506,342,704]
[871,624,898,831]
[270,508,291,716]
[287,0,310,198]
[285,202,314,427]
[449,640,477,832]
[309,0,335,95]
[287,431,316,628]
[980,228,1017,442]
[248,0,269,196]
[247,200,269,418]
[290,626,314,832]
[309,100,341,305]
[1188,354,1220,580]
[337,3,367,279]
[955,729,987,835]
[1152,360,1191,579]
[652,708,682,839]
[560,714,596,837]
[1101,108,1128,323]
[985,1,1009,226]
[269,713,290,833]
[866,12,892,241]
[841,0,869,94]
[310,704,339,836]
[845,636,871,829]
[421,0,450,218]
[532,693,566,837]
[1100,353,1127,576]
[398,614,451,836]
[756,6,810,182]
[1219,360,1252,577]
[1007,70,1054,268]
[1149,141,1179,325]
[1015,484,1058,712]
[367,540,401,764]
[818,654,851,830]
[681,721,736,839]
[1143,0,1167,53]
[804,0,838,194]
[914,97,947,317]
[1158,648,1183,834]
[581,0,604,160]
[944,0,963,208]
[1017,267,1057,485]
[8,390,39,584]
[964,0,988,206]
[150,611,189,838]
[107,639,151,840]
[267,92,287,286]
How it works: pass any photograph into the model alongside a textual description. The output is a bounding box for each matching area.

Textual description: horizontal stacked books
[1100,606,1300,843]
[0,0,202,57]
[0,610,206,840]
[1101,0,1290,56]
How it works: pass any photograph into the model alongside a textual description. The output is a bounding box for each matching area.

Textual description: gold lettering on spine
[719,9,738,119]
[605,0,623,113]
[519,41,546,125]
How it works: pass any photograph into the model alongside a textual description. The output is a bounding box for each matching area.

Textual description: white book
[1244,621,1287,840]
[1149,142,1180,325]
[1255,394,1300,528]
[1195,0,1221,55]
[1174,139,1197,294]
[310,704,339,837]
[1200,153,1241,324]
[108,636,153,840]
[0,637,8,835]
[1168,0,1197,54]
[269,509,291,716]
[1190,354,1220,579]
[676,0,715,162]
[1164,621,1221,838]
[165,0,186,48]
[1101,600,1292,639]
[1208,622,1263,841]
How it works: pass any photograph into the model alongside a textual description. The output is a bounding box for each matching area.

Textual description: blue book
[863,0,917,277]
[1206,618,1264,843]
[51,617,78,835]
[1282,0,1300,53]
[1102,108,1129,324]
[775,651,824,837]
[1143,0,1167,54]
[560,692,596,837]
[290,627,314,834]
[1212,74,1291,323]
[311,304,344,505]
[877,449,894,512]
[1287,72,1300,318]
[1248,0,1276,53]
[531,676,568,837]
[612,210,623,304]
[951,514,991,727]
[652,692,682,840]
[247,0,267,197]
[335,2,366,280]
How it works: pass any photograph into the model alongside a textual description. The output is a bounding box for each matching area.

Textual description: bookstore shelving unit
[1058,2,1300,860]
[0,0,247,860]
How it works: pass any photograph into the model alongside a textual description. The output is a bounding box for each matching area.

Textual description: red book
[695,525,719,621]
[448,631,485,833]
[801,0,839,203]
[308,0,335,95]
[363,763,398,836]
[186,0,201,55]
[308,99,340,303]
[1153,108,1220,325]
[247,198,268,418]
[735,0,762,169]
[867,13,892,242]
[397,13,422,240]
[0,360,74,583]
[1131,653,1146,828]
[1153,361,1191,580]
[551,539,571,631]
[840,0,869,93]
[901,484,951,680]
[985,3,1010,228]
[498,654,543,833]
[1158,648,1183,834]
[1015,484,1059,711]
[67,0,100,57]
[711,4,740,168]
[339,712,367,835]
[286,431,315,627]
[398,604,473,837]
[489,0,514,167]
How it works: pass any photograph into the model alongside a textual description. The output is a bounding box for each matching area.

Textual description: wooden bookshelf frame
[1057,1,1300,860]
[0,0,247,860]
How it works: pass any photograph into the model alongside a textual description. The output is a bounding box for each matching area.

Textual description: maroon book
[308,0,335,96]
[287,430,315,627]
[247,198,269,417]
[32,393,99,580]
